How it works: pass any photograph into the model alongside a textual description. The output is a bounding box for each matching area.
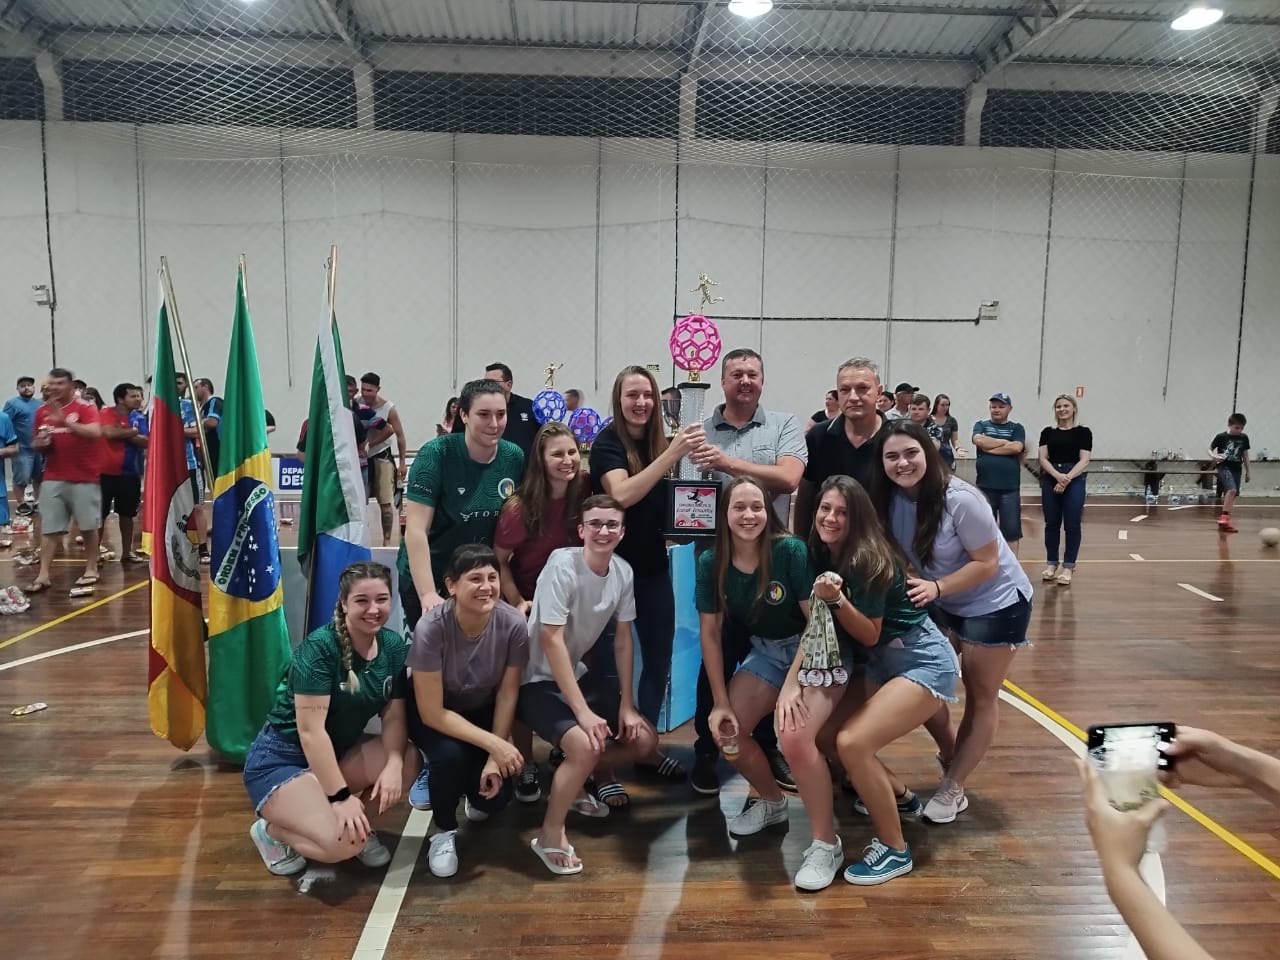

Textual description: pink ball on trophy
[668,315,722,375]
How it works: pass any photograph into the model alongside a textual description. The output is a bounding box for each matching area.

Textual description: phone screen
[1087,722,1175,812]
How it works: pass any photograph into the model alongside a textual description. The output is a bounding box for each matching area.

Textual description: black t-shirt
[1038,425,1093,465]
[1211,431,1250,465]
[588,422,668,577]
[803,414,887,492]
[451,392,539,458]
[811,410,828,424]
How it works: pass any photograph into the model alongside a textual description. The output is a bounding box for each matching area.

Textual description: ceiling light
[728,0,774,19]
[1171,4,1224,30]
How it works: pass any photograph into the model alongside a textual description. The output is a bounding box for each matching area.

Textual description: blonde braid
[334,599,361,693]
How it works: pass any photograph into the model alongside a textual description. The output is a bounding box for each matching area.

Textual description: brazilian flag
[206,263,292,762]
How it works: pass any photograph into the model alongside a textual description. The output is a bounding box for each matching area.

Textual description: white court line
[1177,583,1224,602]
[351,807,432,960]
[0,629,147,671]
[1129,553,1145,561]
[998,690,1162,960]
[1168,505,1196,511]
[1118,530,1128,541]
[1130,515,1148,523]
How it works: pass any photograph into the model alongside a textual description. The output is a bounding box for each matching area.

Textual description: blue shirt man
[972,391,1026,544]
[3,377,44,492]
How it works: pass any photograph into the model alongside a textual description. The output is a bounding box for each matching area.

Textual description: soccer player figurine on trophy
[662,278,725,537]
[532,362,567,424]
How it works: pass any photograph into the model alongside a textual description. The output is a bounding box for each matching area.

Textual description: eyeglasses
[584,519,623,532]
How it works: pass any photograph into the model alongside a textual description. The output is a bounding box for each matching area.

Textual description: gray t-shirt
[523,547,636,684]
[888,477,1032,618]
[407,597,530,711]
[701,404,808,523]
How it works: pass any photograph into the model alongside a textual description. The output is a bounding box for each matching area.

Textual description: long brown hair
[808,475,896,596]
[869,419,951,569]
[505,422,587,540]
[609,365,669,475]
[333,561,393,693]
[710,475,789,619]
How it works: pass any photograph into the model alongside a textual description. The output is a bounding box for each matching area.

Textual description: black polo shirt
[803,414,887,491]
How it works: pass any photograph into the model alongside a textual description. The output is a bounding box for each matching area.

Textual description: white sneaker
[794,837,843,891]
[463,796,489,822]
[249,819,306,876]
[356,831,391,868]
[428,829,458,878]
[727,795,788,837]
[922,778,969,824]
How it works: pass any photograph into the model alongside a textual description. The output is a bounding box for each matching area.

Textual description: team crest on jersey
[497,477,515,498]
[766,581,785,605]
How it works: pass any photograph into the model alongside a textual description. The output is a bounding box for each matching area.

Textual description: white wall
[0,119,1275,459]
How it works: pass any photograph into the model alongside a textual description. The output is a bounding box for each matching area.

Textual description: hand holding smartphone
[1087,722,1176,852]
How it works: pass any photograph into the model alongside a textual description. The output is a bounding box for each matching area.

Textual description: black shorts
[517,671,622,749]
[188,469,205,504]
[100,474,142,519]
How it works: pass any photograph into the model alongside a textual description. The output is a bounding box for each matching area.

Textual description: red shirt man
[35,396,102,483]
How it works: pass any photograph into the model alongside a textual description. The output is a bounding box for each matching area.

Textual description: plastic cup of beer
[720,733,740,760]
[1090,734,1166,852]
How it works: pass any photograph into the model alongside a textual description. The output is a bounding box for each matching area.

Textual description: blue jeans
[592,569,674,725]
[1042,467,1086,567]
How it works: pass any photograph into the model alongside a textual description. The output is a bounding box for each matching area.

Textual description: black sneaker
[691,754,721,795]
[514,763,541,804]
[767,748,797,792]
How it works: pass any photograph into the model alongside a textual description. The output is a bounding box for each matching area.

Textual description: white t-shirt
[523,547,636,684]
[367,399,395,457]
[888,476,1032,618]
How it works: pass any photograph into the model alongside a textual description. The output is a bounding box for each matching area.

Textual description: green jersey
[695,535,813,640]
[397,433,526,595]
[844,567,929,646]
[264,623,409,758]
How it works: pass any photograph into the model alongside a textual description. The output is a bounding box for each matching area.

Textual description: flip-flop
[636,755,687,783]
[587,776,630,809]
[569,793,610,819]
[530,838,583,876]
[74,576,100,587]
[24,581,52,594]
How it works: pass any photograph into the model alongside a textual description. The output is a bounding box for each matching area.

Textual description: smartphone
[1087,722,1175,812]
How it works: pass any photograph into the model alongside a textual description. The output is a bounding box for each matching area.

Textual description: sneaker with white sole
[727,795,788,837]
[853,789,922,819]
[843,838,913,885]
[409,755,432,810]
[922,778,968,824]
[463,796,489,822]
[357,831,391,868]
[428,829,458,878]
[794,837,843,891]
[514,763,541,804]
[250,819,307,876]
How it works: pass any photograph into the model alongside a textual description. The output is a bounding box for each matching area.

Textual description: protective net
[1,0,1278,474]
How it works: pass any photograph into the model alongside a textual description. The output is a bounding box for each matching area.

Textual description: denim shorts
[738,634,853,690]
[243,724,312,815]
[11,450,42,489]
[1217,464,1242,494]
[932,591,1033,650]
[866,619,960,703]
[980,487,1023,542]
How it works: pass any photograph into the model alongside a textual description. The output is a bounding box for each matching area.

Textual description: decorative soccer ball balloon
[668,314,723,375]
[568,407,602,444]
[599,416,613,433]
[533,389,567,424]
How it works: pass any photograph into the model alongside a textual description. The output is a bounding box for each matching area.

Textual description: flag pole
[159,257,216,486]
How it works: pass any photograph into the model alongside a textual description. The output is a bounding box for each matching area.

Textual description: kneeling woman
[408,544,529,878]
[791,476,958,888]
[243,561,417,876]
[700,476,817,838]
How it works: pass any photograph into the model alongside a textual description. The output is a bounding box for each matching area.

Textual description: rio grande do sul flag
[297,286,370,634]
[205,263,292,763]
[145,279,208,750]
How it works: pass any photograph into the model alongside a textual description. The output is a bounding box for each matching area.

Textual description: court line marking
[0,628,148,671]
[1168,505,1196,511]
[1177,583,1224,602]
[1118,530,1128,541]
[1130,514,1147,523]
[1002,679,1280,882]
[351,808,432,960]
[1129,553,1145,561]
[0,581,148,651]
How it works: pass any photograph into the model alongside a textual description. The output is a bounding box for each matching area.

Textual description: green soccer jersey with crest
[396,432,526,596]
[694,535,814,640]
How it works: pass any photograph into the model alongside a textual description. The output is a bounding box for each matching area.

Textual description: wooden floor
[3,500,1279,960]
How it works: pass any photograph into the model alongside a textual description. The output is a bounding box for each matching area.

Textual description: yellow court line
[1002,678,1280,882]
[0,581,148,651]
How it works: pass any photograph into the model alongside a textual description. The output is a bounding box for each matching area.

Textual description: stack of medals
[798,573,849,688]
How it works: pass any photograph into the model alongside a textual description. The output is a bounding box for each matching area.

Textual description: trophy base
[663,477,721,539]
